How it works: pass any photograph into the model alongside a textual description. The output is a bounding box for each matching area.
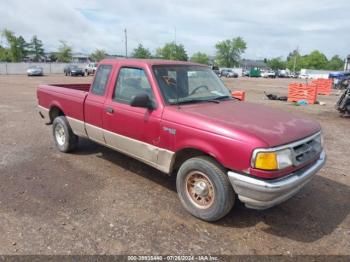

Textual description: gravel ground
[0,74,349,255]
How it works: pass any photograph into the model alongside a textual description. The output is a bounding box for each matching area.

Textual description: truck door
[84,64,113,144]
[102,66,167,171]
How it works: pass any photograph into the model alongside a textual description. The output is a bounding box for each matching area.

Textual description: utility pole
[174,27,177,45]
[124,28,128,58]
[293,46,299,73]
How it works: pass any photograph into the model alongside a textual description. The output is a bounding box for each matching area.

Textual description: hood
[164,100,321,147]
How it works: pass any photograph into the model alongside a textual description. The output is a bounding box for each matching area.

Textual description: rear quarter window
[91,65,112,96]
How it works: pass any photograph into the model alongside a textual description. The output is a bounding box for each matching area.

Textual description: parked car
[37,59,326,222]
[299,74,309,79]
[261,70,276,78]
[85,62,98,76]
[27,66,43,76]
[211,65,221,76]
[289,72,299,78]
[221,69,238,78]
[243,70,250,77]
[64,65,85,76]
[277,70,290,78]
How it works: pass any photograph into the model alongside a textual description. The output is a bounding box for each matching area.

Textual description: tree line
[265,50,344,71]
[0,29,45,62]
[0,28,345,71]
[131,37,247,68]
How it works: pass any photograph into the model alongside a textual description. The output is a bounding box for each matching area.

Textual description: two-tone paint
[37,59,322,180]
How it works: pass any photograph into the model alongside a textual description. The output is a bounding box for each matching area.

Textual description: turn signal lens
[255,152,278,170]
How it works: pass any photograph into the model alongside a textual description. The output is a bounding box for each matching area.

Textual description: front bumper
[228,150,326,210]
[71,71,84,76]
[28,71,43,76]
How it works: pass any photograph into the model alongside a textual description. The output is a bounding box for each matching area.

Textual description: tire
[52,116,78,153]
[176,156,235,221]
[65,72,67,76]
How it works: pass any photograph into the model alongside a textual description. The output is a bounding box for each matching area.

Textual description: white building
[300,69,335,79]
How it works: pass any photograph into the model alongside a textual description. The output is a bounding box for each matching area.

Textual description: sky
[0,0,349,59]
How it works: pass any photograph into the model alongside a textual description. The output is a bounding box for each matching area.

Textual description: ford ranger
[37,59,326,221]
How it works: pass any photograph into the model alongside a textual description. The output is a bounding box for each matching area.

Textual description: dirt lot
[0,74,349,255]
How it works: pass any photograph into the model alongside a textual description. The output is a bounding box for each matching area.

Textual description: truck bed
[37,83,90,122]
[54,83,91,92]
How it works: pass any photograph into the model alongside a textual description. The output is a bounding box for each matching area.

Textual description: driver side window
[113,67,154,105]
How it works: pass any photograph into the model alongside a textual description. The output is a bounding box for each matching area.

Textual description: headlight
[253,148,293,170]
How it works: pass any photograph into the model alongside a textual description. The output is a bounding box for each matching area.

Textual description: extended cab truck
[37,59,326,221]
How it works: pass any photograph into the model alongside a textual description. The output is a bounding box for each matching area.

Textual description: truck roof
[100,58,206,67]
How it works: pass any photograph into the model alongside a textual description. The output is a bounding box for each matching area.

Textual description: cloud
[0,0,349,59]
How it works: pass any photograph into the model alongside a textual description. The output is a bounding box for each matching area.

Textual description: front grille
[291,134,322,166]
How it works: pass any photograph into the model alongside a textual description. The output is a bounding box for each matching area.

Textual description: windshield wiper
[175,99,209,105]
[205,95,233,103]
[212,95,232,100]
[173,96,232,105]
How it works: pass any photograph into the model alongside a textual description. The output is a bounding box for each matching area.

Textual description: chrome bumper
[228,150,326,210]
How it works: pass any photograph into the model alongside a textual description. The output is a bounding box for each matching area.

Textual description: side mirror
[130,93,155,109]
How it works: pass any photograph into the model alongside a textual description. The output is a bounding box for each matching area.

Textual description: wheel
[65,72,67,76]
[52,116,78,152]
[176,156,235,221]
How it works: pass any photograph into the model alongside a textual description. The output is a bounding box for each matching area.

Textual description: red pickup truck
[37,59,326,221]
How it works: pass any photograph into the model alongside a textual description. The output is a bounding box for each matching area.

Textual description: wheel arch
[49,104,65,124]
[170,147,224,175]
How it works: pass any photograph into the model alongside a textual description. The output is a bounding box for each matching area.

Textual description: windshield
[153,65,231,105]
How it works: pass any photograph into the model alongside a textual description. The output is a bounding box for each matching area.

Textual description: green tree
[49,53,58,62]
[190,52,209,64]
[28,35,45,61]
[215,37,247,67]
[0,45,11,61]
[90,49,107,62]
[56,41,72,62]
[156,42,188,61]
[266,57,286,70]
[2,29,26,62]
[327,55,344,71]
[286,50,302,72]
[18,36,29,59]
[132,44,152,59]
[303,50,328,70]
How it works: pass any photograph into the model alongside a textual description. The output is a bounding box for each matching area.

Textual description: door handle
[105,107,114,114]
